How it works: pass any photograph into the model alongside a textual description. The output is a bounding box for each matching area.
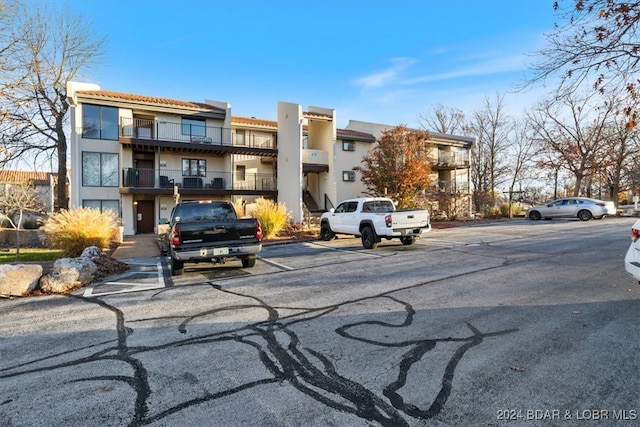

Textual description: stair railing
[324,194,335,212]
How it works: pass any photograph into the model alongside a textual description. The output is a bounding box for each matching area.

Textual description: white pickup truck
[319,197,431,249]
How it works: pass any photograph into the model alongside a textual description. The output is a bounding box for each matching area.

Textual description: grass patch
[0,248,65,263]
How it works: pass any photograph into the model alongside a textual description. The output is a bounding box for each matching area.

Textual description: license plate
[213,247,229,256]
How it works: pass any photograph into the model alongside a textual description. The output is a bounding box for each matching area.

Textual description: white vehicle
[624,219,640,283]
[319,197,430,249]
[527,197,616,221]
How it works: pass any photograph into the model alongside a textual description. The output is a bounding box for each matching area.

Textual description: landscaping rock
[39,257,97,294]
[0,264,43,296]
[81,246,102,258]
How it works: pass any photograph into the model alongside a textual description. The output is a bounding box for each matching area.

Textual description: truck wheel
[241,255,256,268]
[400,236,416,245]
[361,226,379,249]
[320,223,335,241]
[170,257,184,276]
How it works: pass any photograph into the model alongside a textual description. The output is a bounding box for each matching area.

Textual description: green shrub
[43,208,120,257]
[252,198,289,239]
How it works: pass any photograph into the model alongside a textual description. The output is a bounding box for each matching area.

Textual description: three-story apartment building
[67,82,473,236]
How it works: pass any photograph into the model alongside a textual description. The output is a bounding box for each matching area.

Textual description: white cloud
[353,57,418,89]
[406,53,529,85]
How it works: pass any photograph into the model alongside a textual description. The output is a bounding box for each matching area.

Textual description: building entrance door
[136,200,154,233]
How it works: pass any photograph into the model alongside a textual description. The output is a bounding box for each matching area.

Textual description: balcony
[302,149,329,173]
[117,118,277,157]
[435,181,470,194]
[433,152,469,169]
[121,168,277,194]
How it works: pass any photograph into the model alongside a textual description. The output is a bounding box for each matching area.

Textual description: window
[363,200,394,212]
[181,118,206,137]
[342,171,356,181]
[236,165,246,181]
[82,104,118,140]
[83,200,120,215]
[82,152,118,186]
[335,201,359,213]
[182,159,206,177]
[342,140,355,151]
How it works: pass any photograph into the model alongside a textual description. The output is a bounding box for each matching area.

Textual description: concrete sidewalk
[111,233,162,260]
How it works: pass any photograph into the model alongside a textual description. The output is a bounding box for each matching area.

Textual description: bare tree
[597,95,640,203]
[0,1,105,210]
[0,0,27,168]
[530,0,640,123]
[505,121,539,216]
[529,91,616,197]
[465,94,513,213]
[0,182,45,258]
[418,103,465,134]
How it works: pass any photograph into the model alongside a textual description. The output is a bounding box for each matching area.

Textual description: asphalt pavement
[5,219,637,426]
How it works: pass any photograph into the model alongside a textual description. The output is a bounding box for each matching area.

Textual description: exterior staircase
[303,190,321,212]
[303,190,325,228]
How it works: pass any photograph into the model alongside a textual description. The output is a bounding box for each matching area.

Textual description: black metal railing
[122,168,276,191]
[120,117,232,145]
[324,193,335,211]
[118,117,277,149]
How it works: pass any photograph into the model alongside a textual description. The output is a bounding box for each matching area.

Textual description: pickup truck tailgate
[176,219,259,246]
[392,210,430,229]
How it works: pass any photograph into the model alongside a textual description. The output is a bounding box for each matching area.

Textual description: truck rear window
[173,203,237,222]
[362,200,394,212]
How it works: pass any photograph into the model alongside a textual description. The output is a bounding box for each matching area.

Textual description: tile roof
[232,116,375,141]
[73,89,377,142]
[303,111,333,120]
[231,116,278,128]
[336,129,376,142]
[75,90,226,112]
[0,170,55,185]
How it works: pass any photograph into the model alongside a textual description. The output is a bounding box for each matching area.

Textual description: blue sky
[57,0,558,129]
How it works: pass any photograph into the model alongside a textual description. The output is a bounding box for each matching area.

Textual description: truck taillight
[171,224,181,245]
[385,214,392,227]
[256,221,263,240]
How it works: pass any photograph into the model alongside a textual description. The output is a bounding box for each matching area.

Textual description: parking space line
[82,261,166,297]
[308,242,385,257]
[259,257,295,271]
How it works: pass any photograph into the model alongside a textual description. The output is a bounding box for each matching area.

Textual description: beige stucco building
[66,82,473,236]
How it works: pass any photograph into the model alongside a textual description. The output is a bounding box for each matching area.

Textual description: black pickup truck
[165,200,262,275]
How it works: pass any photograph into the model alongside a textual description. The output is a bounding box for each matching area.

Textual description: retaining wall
[0,229,48,248]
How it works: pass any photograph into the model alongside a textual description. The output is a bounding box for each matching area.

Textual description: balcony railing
[435,181,470,194]
[119,118,277,149]
[434,152,469,168]
[122,168,276,191]
[120,117,231,145]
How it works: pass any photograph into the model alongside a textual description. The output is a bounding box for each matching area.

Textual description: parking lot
[2,218,639,426]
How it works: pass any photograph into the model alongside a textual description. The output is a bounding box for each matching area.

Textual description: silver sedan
[527,197,616,221]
